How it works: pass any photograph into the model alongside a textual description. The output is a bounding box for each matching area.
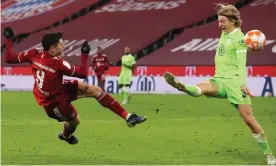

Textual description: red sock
[63,124,76,138]
[97,92,128,119]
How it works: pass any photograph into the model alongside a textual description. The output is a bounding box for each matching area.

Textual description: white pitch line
[0,117,246,125]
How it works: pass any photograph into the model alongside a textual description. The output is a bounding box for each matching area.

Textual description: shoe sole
[164,72,185,91]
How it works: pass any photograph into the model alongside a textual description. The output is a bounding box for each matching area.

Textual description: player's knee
[86,85,102,98]
[78,81,90,94]
[70,115,80,126]
[75,119,80,126]
[75,115,81,125]
[83,85,94,95]
[93,85,103,97]
[72,119,80,127]
[118,84,123,89]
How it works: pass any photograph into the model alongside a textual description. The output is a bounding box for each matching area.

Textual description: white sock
[126,113,131,120]
[253,133,265,143]
[194,86,202,97]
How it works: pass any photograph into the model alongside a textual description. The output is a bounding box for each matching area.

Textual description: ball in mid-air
[244,30,266,51]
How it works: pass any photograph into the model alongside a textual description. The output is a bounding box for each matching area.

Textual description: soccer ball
[244,30,266,51]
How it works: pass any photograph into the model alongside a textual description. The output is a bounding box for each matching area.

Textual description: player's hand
[3,27,15,39]
[241,85,254,98]
[81,41,90,54]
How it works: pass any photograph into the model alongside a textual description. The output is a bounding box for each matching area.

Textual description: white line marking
[1,117,247,125]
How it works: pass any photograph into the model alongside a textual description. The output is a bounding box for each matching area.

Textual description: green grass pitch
[1,92,276,164]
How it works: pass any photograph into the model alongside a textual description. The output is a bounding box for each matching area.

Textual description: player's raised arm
[59,41,90,78]
[3,27,37,64]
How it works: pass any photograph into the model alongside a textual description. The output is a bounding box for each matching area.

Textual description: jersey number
[36,70,45,89]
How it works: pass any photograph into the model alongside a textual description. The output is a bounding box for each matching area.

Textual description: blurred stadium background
[1,0,276,165]
[1,0,276,95]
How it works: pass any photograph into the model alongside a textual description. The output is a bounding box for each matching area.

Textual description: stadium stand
[1,0,103,45]
[1,0,239,66]
[137,1,276,65]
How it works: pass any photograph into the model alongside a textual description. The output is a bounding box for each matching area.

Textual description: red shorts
[43,80,79,122]
[96,73,106,82]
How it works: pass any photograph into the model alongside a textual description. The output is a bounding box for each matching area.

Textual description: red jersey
[5,39,88,106]
[90,53,110,74]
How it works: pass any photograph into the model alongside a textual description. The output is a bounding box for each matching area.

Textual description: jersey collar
[42,51,52,58]
[228,28,240,36]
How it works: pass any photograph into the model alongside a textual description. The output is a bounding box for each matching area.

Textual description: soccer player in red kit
[90,46,109,90]
[3,27,147,145]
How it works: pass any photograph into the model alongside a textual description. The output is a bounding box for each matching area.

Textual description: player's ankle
[126,113,131,120]
[62,133,72,139]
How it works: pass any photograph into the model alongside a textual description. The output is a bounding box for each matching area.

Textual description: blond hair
[215,3,242,27]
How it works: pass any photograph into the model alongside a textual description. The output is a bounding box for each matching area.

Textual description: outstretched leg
[164,72,219,97]
[77,81,146,127]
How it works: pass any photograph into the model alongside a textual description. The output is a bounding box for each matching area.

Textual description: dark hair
[42,32,63,51]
